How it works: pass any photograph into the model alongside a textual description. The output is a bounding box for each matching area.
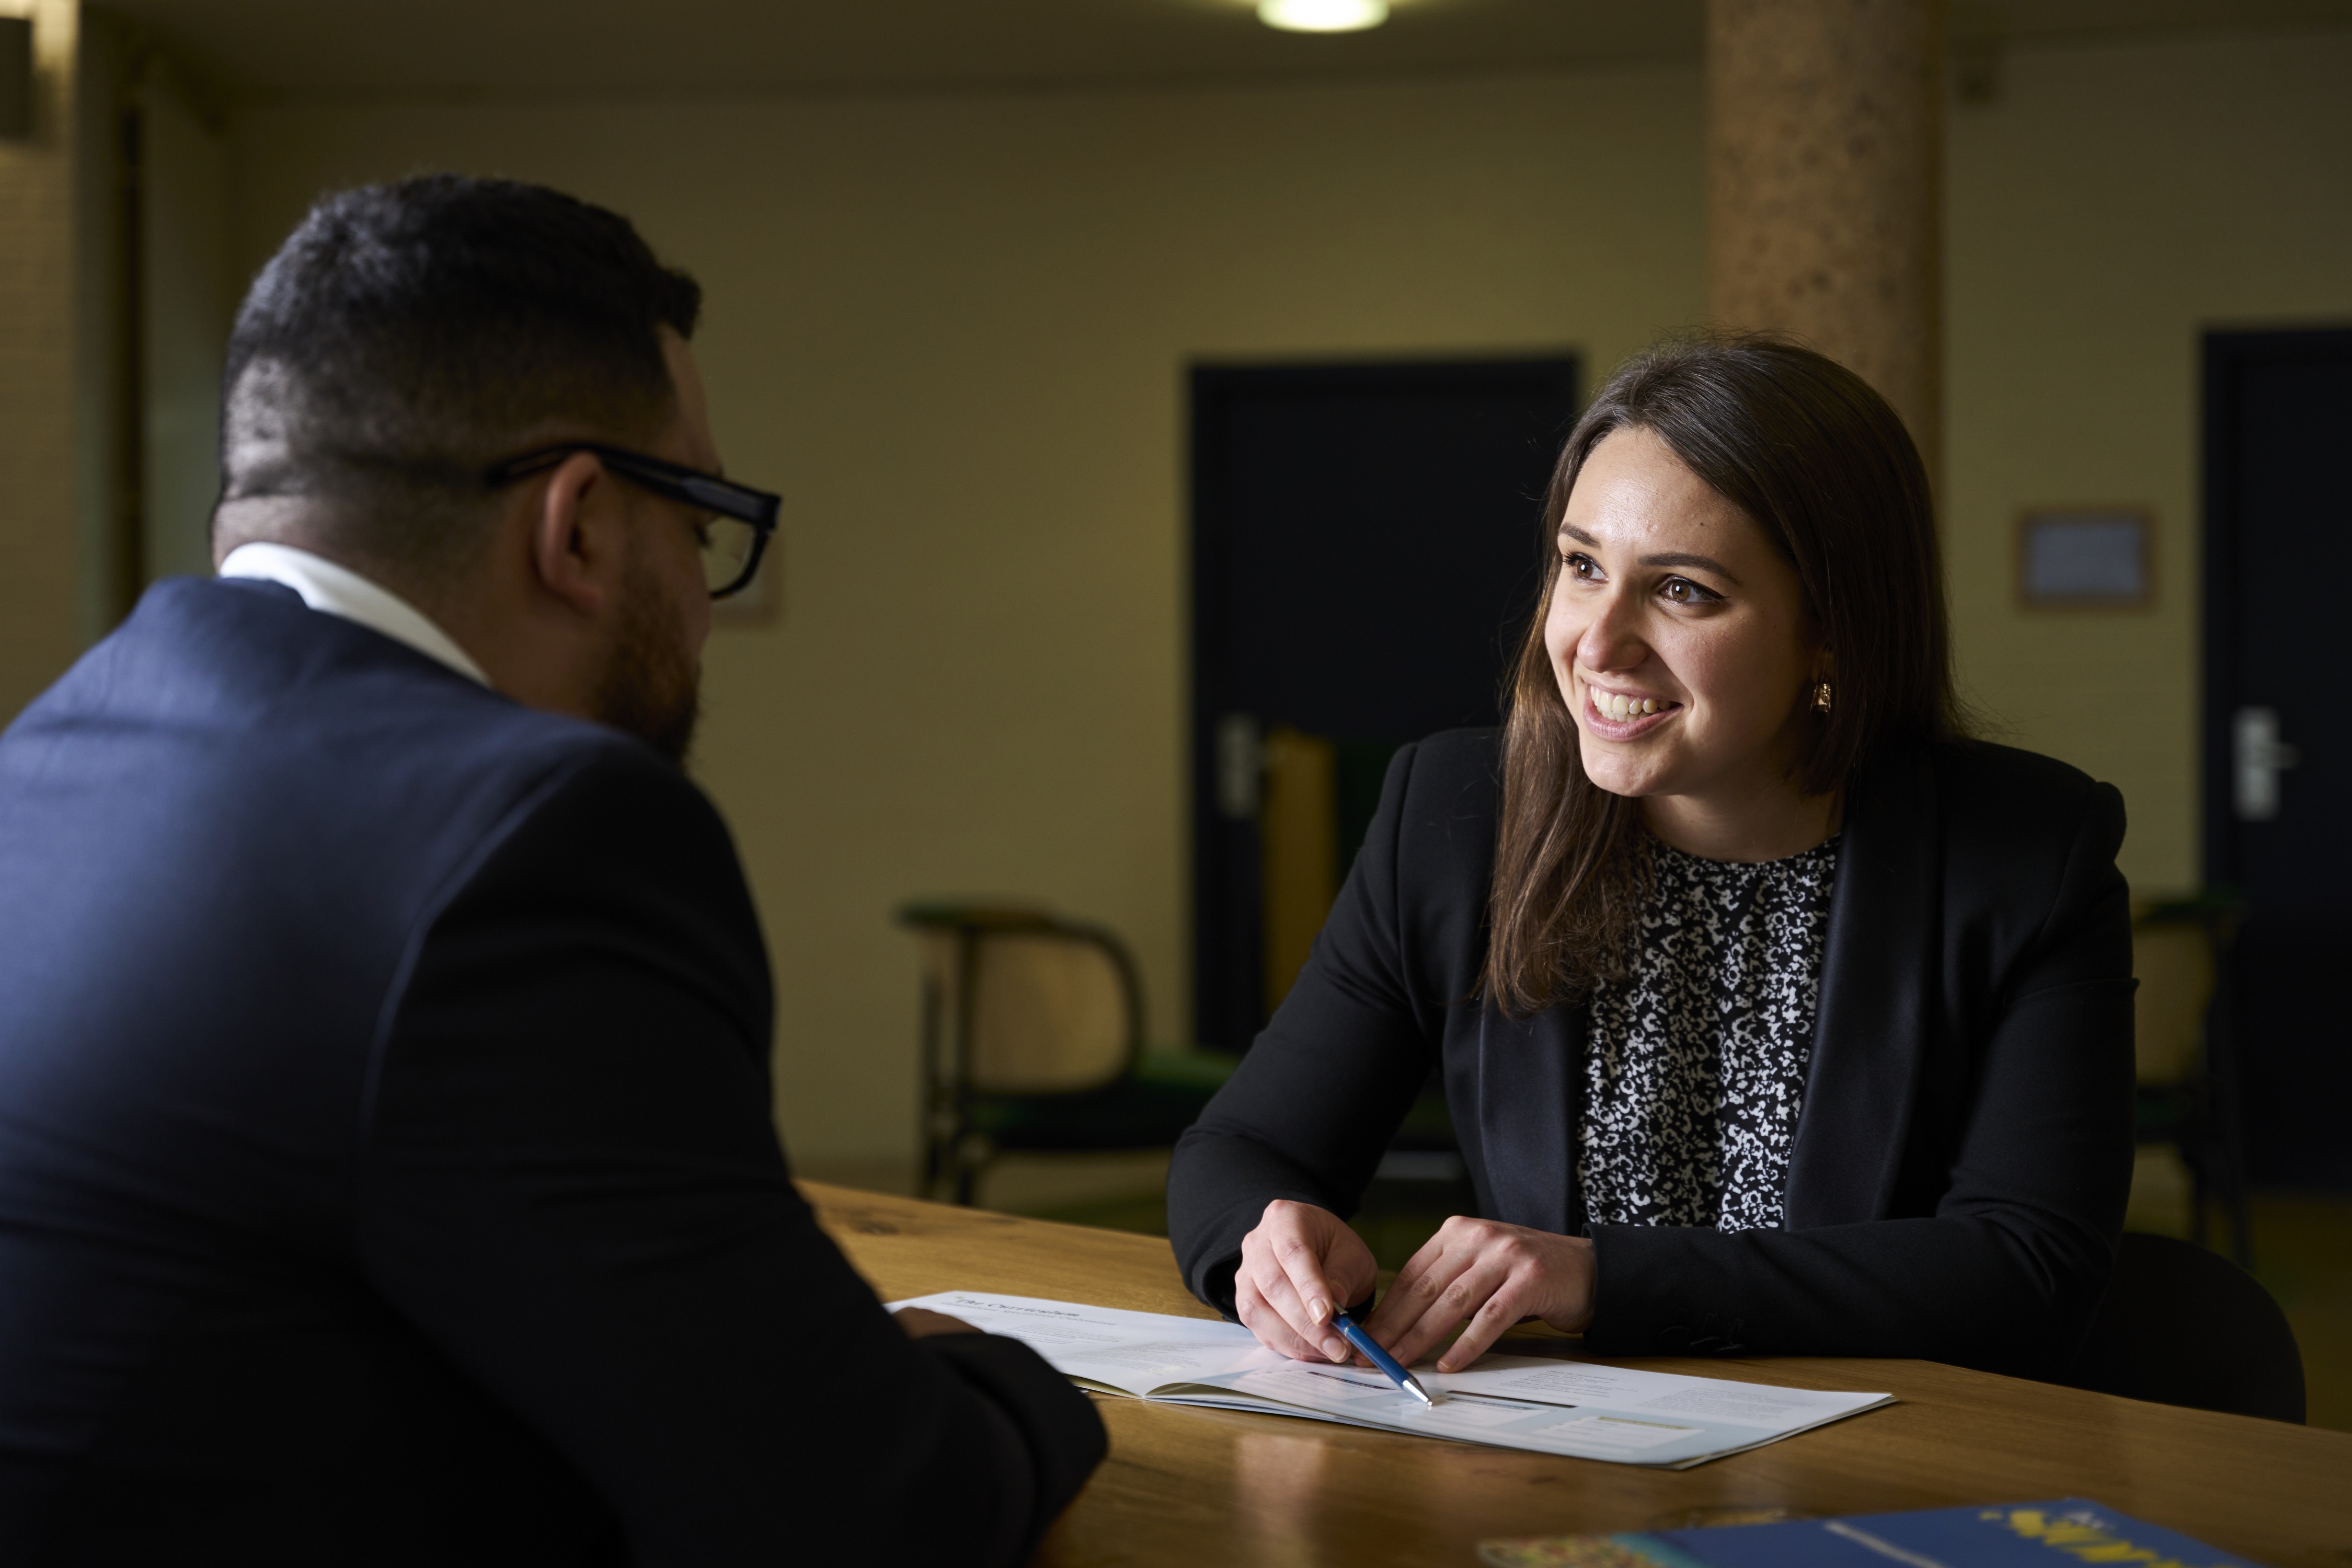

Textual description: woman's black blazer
[1167,729,2137,1377]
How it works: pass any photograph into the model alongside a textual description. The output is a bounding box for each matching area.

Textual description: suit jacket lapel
[1475,1003,1584,1236]
[1784,747,1941,1228]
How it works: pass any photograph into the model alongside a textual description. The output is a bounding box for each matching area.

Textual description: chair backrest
[2131,923,2213,1084]
[920,923,1140,1096]
[2065,1231,2304,1423]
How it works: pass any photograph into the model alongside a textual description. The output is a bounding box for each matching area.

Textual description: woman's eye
[1661,577,1721,605]
[1564,551,1602,580]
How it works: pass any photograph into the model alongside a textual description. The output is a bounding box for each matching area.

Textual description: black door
[2204,328,2352,1188]
[1190,358,1579,1051]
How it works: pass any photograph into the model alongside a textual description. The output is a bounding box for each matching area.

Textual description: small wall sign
[2017,508,2153,609]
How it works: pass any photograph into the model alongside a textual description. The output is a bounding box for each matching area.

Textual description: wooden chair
[898,903,1236,1206]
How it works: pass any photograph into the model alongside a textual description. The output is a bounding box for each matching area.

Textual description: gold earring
[1811,681,1834,713]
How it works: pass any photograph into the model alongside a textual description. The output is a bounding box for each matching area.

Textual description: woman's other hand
[1234,1198,1379,1363]
[1362,1216,1596,1373]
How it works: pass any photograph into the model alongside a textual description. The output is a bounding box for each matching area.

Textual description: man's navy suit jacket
[0,579,1103,1564]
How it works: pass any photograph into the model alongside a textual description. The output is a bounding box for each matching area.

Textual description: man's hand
[1361,1216,1594,1373]
[894,1307,983,1339]
[1234,1199,1379,1364]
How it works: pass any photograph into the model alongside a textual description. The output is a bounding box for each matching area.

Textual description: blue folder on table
[1478,1498,2263,1568]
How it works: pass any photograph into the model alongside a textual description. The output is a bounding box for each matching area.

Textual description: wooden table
[804,1182,2352,1567]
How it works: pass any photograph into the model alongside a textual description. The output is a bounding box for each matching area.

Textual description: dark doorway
[2203,328,2352,1189]
[1190,357,1579,1052]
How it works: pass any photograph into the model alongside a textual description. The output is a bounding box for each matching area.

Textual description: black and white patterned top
[1577,835,1840,1233]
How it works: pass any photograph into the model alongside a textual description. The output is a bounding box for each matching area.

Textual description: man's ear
[528,452,621,616]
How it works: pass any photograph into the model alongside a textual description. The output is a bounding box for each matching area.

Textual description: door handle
[2233,706,2301,821]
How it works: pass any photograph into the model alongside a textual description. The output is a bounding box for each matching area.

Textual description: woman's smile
[1581,683,1679,737]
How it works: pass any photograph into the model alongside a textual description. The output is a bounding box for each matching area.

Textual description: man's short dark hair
[218,175,702,573]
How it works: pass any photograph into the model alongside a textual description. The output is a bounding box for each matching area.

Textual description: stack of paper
[891,1292,1892,1469]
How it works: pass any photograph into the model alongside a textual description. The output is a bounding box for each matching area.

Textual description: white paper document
[889,1292,1894,1469]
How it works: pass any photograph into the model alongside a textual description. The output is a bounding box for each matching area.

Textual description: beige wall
[135,61,232,583]
[230,68,1706,1165]
[219,27,2352,1165]
[0,0,84,718]
[1944,27,2352,896]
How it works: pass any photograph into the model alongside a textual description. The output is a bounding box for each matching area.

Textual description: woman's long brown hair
[1483,333,1961,1017]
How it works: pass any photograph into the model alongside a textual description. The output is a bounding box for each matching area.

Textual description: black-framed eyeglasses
[483,442,781,600]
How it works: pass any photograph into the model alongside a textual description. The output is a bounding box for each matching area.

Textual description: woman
[1166,335,2135,1381]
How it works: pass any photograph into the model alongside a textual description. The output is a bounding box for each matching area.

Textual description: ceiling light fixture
[1257,0,1390,34]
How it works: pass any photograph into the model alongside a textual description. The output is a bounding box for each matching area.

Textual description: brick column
[1707,0,1943,479]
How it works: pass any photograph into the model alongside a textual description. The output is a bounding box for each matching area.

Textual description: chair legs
[921,1100,996,1206]
[919,973,957,1203]
[2205,919,2256,1268]
[916,961,994,1206]
[2178,1136,2254,1269]
[946,1133,993,1208]
[2222,1185,2254,1269]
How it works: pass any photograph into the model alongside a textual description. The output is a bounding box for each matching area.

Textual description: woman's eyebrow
[1558,523,1743,587]
[1639,551,1741,585]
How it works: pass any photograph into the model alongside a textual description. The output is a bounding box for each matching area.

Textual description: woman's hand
[1234,1199,1379,1363]
[893,1307,982,1339]
[1361,1216,1595,1373]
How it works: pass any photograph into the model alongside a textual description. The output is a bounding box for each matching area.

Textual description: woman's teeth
[1597,693,1659,722]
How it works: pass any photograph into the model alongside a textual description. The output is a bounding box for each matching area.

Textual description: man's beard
[591,555,702,766]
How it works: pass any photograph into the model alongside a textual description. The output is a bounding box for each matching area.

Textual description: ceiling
[92,0,2352,102]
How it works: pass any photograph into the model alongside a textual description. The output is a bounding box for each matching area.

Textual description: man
[0,175,1103,1563]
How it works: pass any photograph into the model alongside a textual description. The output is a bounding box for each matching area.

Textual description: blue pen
[1329,1310,1437,1406]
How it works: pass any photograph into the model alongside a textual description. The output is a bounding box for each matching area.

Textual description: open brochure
[889,1292,1893,1469]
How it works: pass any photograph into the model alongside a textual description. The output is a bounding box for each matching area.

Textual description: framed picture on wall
[2016,507,2154,609]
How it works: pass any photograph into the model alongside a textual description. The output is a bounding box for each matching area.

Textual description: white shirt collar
[217,542,491,687]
